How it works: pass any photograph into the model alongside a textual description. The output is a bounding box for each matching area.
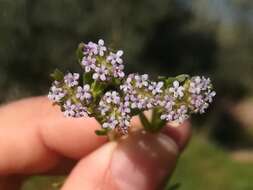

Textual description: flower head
[112,64,125,78]
[120,74,165,111]
[63,100,89,118]
[64,73,79,87]
[92,65,109,81]
[157,76,216,123]
[48,82,66,103]
[173,105,189,123]
[84,41,98,56]
[169,81,184,99]
[187,76,216,113]
[107,50,124,65]
[79,39,126,82]
[149,81,164,95]
[81,56,96,72]
[76,84,92,101]
[97,39,107,56]
[98,91,131,134]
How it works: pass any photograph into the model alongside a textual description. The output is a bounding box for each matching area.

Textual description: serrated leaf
[50,69,64,81]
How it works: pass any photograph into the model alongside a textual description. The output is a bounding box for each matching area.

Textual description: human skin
[0,96,191,190]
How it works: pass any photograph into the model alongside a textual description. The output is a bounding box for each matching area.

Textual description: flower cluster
[81,39,125,81]
[63,100,89,118]
[187,76,216,114]
[48,71,92,118]
[120,74,164,110]
[98,91,131,134]
[154,76,216,123]
[157,80,190,123]
[48,39,216,136]
[48,81,66,103]
[64,73,80,87]
[76,85,92,102]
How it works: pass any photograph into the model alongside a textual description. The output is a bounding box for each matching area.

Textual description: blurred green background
[1,0,253,189]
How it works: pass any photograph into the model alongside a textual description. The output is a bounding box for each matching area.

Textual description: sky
[180,0,253,27]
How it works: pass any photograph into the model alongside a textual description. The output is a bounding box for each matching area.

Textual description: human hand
[0,96,191,190]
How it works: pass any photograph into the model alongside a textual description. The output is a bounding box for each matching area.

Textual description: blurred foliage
[169,134,253,190]
[0,0,252,103]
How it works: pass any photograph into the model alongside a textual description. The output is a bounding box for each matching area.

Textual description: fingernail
[162,122,191,152]
[111,131,179,190]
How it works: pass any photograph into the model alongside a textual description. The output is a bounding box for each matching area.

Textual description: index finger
[0,96,107,175]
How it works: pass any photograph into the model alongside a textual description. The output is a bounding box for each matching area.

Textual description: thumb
[62,123,191,190]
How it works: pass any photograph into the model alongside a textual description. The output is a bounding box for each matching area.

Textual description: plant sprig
[48,39,216,138]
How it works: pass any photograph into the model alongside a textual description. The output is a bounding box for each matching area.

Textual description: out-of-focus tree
[0,0,218,102]
[186,0,253,147]
[192,0,253,98]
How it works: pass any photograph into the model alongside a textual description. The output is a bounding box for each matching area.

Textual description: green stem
[139,112,152,131]
[151,108,166,132]
[107,130,122,141]
[139,109,166,133]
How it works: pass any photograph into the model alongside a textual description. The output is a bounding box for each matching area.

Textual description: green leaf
[111,78,122,86]
[175,74,189,82]
[76,42,85,63]
[83,73,93,84]
[95,129,109,136]
[162,74,190,88]
[164,77,176,87]
[158,76,167,80]
[50,69,64,81]
[91,81,108,102]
